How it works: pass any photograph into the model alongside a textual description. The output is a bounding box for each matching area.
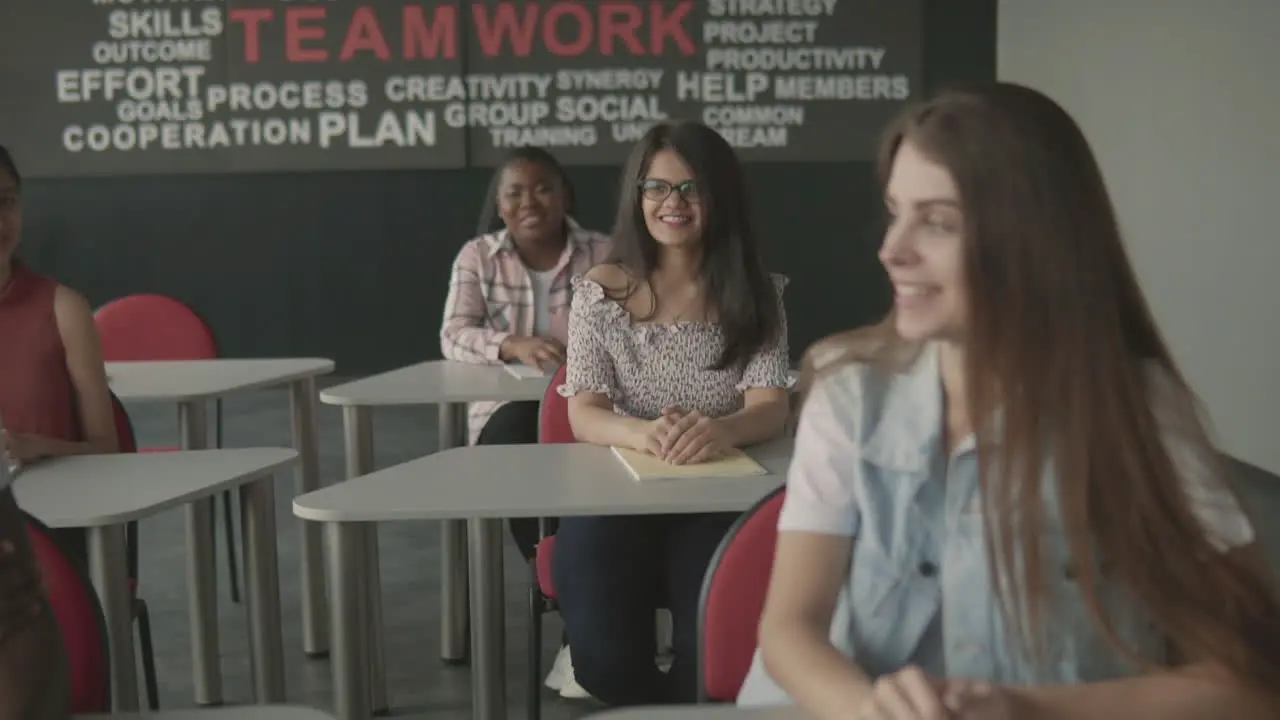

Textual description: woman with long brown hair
[737,82,1280,719]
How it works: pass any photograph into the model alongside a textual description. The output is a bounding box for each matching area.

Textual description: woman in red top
[0,145,116,467]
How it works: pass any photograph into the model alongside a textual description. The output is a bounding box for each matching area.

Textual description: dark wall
[14,1,995,376]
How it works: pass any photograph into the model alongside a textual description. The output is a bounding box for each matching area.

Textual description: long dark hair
[476,147,575,236]
[607,120,781,371]
[0,145,20,187]
[808,81,1280,697]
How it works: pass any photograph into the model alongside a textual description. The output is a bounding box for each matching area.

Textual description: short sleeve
[1148,367,1254,551]
[557,276,621,400]
[777,369,862,536]
[738,274,795,392]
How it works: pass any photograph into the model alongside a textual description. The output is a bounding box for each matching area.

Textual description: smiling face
[496,159,567,247]
[0,166,21,262]
[640,149,704,248]
[880,140,968,342]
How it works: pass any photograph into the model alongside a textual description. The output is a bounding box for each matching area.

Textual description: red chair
[697,486,786,702]
[25,511,111,713]
[528,364,573,720]
[109,393,161,710]
[94,294,240,605]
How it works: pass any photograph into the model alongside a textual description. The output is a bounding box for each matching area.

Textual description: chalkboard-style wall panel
[14,1,994,376]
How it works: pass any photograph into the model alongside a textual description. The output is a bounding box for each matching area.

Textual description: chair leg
[528,566,543,720]
[134,598,160,710]
[214,400,241,605]
[222,490,240,603]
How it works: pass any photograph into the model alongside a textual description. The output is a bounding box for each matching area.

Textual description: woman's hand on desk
[657,408,730,465]
[499,336,566,368]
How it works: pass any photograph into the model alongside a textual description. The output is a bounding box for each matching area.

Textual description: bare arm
[759,531,875,716]
[751,365,881,716]
[719,387,790,446]
[567,391,650,450]
[39,285,116,457]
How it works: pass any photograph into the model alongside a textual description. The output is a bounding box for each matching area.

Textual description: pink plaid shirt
[440,218,612,443]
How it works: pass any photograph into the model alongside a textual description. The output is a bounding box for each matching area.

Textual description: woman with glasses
[0,145,118,566]
[554,120,794,706]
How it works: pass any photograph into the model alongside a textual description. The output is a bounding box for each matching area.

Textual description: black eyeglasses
[638,179,699,203]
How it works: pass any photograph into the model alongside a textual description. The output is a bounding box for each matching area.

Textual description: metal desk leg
[341,406,388,714]
[180,400,222,706]
[328,522,372,720]
[290,378,329,658]
[88,524,139,712]
[469,518,507,720]
[439,402,470,664]
[240,474,286,702]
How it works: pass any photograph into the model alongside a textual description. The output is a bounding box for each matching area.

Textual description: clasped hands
[855,666,1019,720]
[634,406,731,465]
[2,431,48,464]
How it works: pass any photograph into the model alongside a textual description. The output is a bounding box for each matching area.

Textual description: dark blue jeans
[552,512,739,706]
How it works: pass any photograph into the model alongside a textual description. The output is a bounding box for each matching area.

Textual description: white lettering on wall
[707,0,839,17]
[489,126,598,148]
[443,102,550,129]
[554,95,666,123]
[773,74,911,101]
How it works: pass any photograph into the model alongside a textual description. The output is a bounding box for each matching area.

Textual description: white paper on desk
[610,446,767,482]
[504,364,549,380]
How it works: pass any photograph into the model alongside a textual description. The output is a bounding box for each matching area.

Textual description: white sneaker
[544,645,572,692]
[545,645,595,699]
[656,650,674,673]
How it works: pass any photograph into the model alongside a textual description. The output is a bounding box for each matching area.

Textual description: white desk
[294,438,792,720]
[108,357,335,693]
[16,449,298,712]
[78,706,336,719]
[590,707,804,719]
[318,359,551,708]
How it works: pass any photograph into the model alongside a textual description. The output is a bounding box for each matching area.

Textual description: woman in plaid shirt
[439,147,611,564]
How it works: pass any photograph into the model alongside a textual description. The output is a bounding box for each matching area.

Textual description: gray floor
[122,385,1280,719]
[125,383,597,719]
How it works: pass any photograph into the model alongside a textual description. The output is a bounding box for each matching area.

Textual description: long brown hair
[807,82,1280,693]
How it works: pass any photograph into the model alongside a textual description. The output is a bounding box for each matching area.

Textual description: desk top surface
[16,448,298,526]
[294,438,792,523]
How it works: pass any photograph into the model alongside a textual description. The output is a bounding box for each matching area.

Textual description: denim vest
[737,343,1166,706]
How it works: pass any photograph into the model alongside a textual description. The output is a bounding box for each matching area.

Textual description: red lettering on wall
[339,7,392,61]
[471,1,695,58]
[651,1,695,55]
[286,7,328,62]
[403,5,458,60]
[229,8,273,63]
[543,3,591,57]
[472,3,538,57]
[599,2,643,56]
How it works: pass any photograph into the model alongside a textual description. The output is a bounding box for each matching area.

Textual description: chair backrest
[538,364,575,445]
[109,392,138,454]
[94,294,218,361]
[697,486,787,702]
[25,512,111,713]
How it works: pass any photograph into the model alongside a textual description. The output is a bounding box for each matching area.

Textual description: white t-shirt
[527,268,557,338]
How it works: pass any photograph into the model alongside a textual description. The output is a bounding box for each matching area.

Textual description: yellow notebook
[610,446,767,481]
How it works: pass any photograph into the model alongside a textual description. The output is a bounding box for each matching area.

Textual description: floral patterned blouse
[558,274,795,419]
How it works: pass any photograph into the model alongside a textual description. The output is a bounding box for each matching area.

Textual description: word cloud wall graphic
[0,0,922,177]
